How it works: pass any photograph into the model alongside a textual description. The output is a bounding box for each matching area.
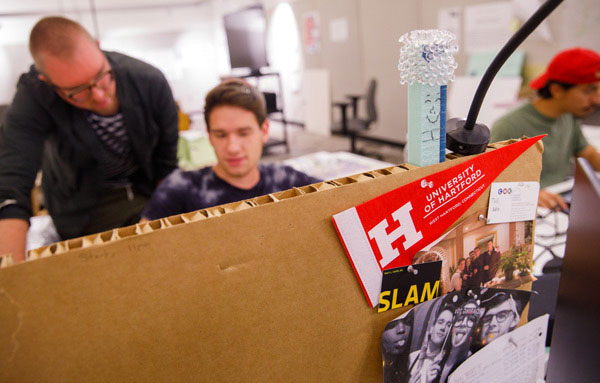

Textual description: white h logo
[368,202,423,268]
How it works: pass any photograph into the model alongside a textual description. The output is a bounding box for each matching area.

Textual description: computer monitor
[223,5,269,75]
[546,158,600,383]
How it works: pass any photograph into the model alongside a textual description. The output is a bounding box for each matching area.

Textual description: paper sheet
[511,0,552,42]
[329,17,348,42]
[464,2,513,53]
[447,76,522,128]
[448,314,549,383]
[487,182,539,224]
[466,51,525,77]
[438,7,462,45]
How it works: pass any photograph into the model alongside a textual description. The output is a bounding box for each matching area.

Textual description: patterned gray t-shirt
[141,164,321,220]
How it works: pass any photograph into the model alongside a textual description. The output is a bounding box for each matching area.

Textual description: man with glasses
[480,292,520,346]
[0,16,179,262]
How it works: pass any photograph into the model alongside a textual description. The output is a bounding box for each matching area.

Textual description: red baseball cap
[530,47,600,89]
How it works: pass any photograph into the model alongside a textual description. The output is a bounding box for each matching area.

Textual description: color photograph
[412,210,535,294]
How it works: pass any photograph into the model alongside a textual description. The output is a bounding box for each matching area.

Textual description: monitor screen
[223,5,269,72]
[546,158,600,383]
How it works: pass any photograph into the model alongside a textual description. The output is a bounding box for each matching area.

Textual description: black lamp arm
[463,0,563,131]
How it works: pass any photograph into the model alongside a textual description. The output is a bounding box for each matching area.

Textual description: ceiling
[0,0,211,16]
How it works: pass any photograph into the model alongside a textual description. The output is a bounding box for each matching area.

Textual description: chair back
[262,92,279,114]
[365,79,377,123]
[0,104,9,124]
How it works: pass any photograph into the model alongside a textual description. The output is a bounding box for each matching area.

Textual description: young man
[470,247,484,288]
[0,17,178,263]
[481,239,501,284]
[141,80,320,221]
[491,47,600,210]
[479,293,520,346]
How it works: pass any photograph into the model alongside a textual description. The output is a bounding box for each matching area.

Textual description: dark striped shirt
[87,112,137,186]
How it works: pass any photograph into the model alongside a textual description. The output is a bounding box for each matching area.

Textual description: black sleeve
[150,70,179,182]
[0,80,51,222]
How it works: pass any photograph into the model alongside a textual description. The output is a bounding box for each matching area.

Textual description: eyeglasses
[454,313,478,328]
[482,309,514,324]
[50,65,114,102]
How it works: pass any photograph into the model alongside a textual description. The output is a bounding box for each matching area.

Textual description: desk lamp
[446,0,564,156]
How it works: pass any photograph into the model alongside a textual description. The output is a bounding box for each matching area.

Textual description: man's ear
[38,74,48,83]
[260,119,270,144]
[549,82,566,99]
[510,313,519,329]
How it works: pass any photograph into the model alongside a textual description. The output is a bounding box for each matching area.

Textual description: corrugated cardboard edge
[0,138,543,382]
[18,138,541,264]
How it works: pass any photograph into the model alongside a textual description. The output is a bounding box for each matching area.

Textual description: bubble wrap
[398,29,458,86]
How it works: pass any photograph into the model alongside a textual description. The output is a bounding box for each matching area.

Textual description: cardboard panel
[0,139,542,382]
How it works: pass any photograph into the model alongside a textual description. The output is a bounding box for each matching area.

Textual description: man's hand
[538,189,568,211]
[0,218,29,263]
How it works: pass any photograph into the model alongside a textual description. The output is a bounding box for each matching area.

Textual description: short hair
[204,79,267,130]
[29,16,95,70]
[484,292,520,318]
[536,80,576,99]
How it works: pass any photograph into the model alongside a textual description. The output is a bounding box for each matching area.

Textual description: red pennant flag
[333,136,543,307]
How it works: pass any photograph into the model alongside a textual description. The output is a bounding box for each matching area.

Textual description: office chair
[262,91,290,153]
[331,78,377,136]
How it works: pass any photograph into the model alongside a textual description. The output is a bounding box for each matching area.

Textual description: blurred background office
[1,0,598,153]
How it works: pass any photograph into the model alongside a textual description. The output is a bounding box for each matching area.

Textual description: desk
[283,151,393,180]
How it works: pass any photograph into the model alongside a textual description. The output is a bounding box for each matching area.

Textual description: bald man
[0,16,179,262]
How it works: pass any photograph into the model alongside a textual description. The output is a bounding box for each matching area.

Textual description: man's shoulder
[493,103,534,127]
[491,103,536,142]
[14,65,57,103]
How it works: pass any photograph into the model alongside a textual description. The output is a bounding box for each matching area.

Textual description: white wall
[2,0,597,136]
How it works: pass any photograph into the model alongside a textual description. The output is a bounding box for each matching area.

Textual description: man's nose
[90,85,107,101]
[226,136,242,152]
[490,316,499,327]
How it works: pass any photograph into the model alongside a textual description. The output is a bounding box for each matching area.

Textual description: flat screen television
[223,5,269,74]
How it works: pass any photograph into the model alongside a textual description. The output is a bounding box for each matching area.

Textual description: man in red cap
[491,47,600,210]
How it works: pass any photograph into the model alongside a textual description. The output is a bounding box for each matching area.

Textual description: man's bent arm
[0,218,29,263]
[577,145,600,171]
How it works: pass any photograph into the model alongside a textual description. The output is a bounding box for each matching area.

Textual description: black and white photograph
[382,288,532,383]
